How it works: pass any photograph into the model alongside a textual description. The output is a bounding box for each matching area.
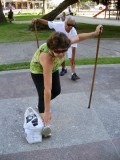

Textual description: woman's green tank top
[30,43,66,74]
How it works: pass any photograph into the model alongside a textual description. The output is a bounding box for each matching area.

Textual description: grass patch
[76,23,120,38]
[0,62,30,71]
[0,23,52,42]
[0,57,120,72]
[14,14,42,21]
[66,57,120,66]
[74,57,120,65]
[0,21,120,42]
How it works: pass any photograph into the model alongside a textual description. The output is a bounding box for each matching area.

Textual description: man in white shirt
[32,16,80,81]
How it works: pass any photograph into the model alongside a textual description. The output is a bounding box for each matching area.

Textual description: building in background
[2,0,44,9]
[1,0,64,9]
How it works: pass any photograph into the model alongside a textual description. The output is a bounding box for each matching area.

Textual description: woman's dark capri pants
[31,70,61,113]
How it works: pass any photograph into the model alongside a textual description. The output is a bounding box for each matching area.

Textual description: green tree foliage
[92,0,113,5]
[116,0,120,9]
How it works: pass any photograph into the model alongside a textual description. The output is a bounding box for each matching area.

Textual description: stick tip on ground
[88,105,90,109]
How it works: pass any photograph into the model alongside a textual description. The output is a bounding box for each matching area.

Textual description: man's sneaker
[42,125,52,138]
[71,73,80,81]
[60,68,67,76]
[74,73,80,80]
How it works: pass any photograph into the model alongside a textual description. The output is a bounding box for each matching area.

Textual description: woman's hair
[47,32,71,50]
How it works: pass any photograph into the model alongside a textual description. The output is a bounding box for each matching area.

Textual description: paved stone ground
[0,39,120,64]
[0,64,120,160]
[0,16,120,160]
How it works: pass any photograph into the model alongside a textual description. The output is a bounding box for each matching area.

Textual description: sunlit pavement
[13,15,120,26]
[74,15,120,26]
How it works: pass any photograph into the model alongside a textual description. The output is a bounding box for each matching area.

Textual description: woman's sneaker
[60,68,67,76]
[42,125,52,138]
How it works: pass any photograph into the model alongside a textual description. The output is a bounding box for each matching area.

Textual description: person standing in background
[8,9,14,23]
[60,12,66,22]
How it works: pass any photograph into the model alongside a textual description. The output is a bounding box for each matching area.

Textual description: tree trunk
[0,0,7,23]
[42,0,78,20]
[29,0,78,30]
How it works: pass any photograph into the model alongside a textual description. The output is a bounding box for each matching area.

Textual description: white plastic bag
[23,107,44,144]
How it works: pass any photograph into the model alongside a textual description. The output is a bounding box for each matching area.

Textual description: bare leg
[70,48,80,81]
[61,61,65,69]
[69,58,75,73]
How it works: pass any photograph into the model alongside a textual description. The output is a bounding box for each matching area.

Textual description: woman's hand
[95,25,103,36]
[41,111,51,126]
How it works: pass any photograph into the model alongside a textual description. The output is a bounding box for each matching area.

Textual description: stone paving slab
[0,39,120,64]
[0,65,119,99]
[0,94,110,154]
[0,65,120,159]
[0,140,120,160]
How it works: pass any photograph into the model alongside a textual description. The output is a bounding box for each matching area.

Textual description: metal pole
[88,29,102,109]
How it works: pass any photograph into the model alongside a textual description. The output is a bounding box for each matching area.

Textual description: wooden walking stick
[34,22,39,48]
[88,27,102,109]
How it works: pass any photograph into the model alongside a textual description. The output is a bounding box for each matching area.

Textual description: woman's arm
[40,53,53,125]
[70,25,103,44]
